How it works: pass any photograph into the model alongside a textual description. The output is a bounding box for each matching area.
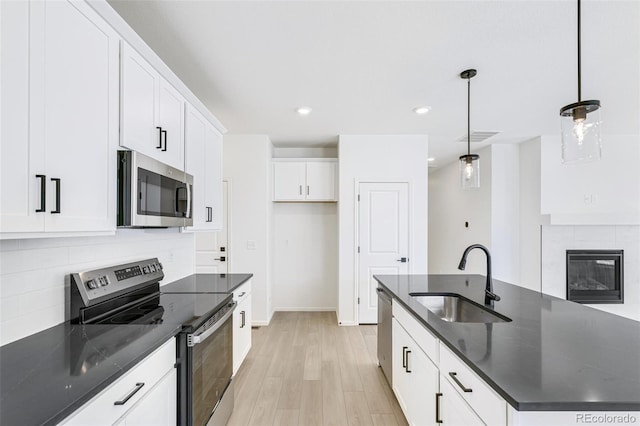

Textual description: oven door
[118,151,193,227]
[189,301,235,426]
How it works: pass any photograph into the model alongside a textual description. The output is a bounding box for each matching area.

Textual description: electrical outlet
[247,240,257,250]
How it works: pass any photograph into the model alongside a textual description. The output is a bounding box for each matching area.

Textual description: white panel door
[358,182,409,324]
[38,0,118,232]
[157,79,184,169]
[195,180,229,273]
[0,0,44,233]
[121,42,158,155]
[305,162,336,201]
[273,162,305,201]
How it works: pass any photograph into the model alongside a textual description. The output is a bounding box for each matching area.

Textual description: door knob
[397,257,408,263]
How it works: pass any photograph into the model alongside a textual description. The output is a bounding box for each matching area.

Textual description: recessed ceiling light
[296,106,312,115]
[428,157,435,162]
[413,106,431,115]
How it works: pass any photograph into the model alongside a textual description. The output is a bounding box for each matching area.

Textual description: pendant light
[459,69,480,189]
[560,0,602,164]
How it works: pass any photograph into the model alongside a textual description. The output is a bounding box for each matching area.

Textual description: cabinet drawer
[392,301,439,364]
[440,343,506,426]
[233,279,251,304]
[60,339,175,426]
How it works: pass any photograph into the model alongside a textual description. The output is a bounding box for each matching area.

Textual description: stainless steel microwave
[118,151,193,227]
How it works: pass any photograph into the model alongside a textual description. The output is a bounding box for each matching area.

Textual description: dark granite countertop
[374,274,640,411]
[0,322,180,426]
[160,273,253,294]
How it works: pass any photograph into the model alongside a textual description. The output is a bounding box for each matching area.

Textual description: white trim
[272,158,337,163]
[273,307,336,312]
[338,321,357,326]
[85,0,226,133]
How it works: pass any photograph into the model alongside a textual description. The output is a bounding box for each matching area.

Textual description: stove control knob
[87,279,98,290]
[142,266,150,274]
[149,264,156,272]
[157,262,163,270]
[103,276,110,286]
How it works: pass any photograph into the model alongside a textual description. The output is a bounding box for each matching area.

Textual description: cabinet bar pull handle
[307,185,309,195]
[449,372,472,392]
[299,185,302,195]
[402,346,408,368]
[206,206,212,222]
[156,126,162,149]
[114,382,145,405]
[435,393,443,423]
[405,350,412,373]
[51,178,61,214]
[238,292,246,298]
[161,130,167,151]
[35,175,46,212]
[241,311,245,328]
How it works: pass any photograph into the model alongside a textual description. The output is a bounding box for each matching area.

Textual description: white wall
[272,203,337,310]
[541,225,640,321]
[518,138,549,292]
[223,134,273,325]
[540,135,640,224]
[272,146,337,158]
[428,146,492,275]
[338,135,428,325]
[490,144,520,284]
[0,229,194,346]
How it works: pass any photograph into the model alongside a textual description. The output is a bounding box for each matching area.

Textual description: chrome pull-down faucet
[457,244,501,305]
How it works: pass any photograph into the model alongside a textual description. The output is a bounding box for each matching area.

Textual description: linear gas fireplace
[566,250,624,304]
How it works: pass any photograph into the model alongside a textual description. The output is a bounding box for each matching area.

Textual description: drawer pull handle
[402,346,408,368]
[114,382,145,405]
[238,292,246,298]
[435,392,443,423]
[35,175,46,212]
[405,350,412,373]
[449,372,472,392]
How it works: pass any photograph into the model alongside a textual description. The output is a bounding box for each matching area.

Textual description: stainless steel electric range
[70,259,235,426]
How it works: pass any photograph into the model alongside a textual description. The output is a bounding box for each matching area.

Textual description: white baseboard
[338,321,357,326]
[273,307,336,312]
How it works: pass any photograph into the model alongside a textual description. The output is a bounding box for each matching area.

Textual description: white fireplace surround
[541,225,640,321]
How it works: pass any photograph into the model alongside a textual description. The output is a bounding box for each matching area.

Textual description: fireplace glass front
[566,250,623,304]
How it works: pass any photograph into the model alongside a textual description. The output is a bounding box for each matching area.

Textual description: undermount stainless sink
[410,294,511,323]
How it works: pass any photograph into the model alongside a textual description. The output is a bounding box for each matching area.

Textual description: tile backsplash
[541,225,640,321]
[0,229,194,346]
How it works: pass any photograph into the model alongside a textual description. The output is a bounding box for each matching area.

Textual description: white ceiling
[108,0,639,167]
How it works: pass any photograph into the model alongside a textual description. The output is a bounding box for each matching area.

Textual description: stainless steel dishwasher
[376,286,392,386]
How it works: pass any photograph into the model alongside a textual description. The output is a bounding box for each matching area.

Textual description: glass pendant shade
[560,100,602,164]
[459,154,480,189]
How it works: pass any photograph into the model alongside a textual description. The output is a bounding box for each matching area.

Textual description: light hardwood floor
[227,311,408,426]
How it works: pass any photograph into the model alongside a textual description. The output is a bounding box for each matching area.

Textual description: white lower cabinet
[117,369,177,426]
[233,280,252,374]
[438,374,484,426]
[392,302,506,426]
[392,318,439,426]
[60,339,176,426]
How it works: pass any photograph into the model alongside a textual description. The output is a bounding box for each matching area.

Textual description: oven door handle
[187,301,236,347]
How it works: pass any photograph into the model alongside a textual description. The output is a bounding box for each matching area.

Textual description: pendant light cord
[577,0,581,101]
[467,76,471,156]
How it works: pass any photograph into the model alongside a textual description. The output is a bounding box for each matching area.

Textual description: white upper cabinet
[121,43,185,170]
[272,160,337,202]
[273,162,306,201]
[185,105,223,230]
[1,0,119,236]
